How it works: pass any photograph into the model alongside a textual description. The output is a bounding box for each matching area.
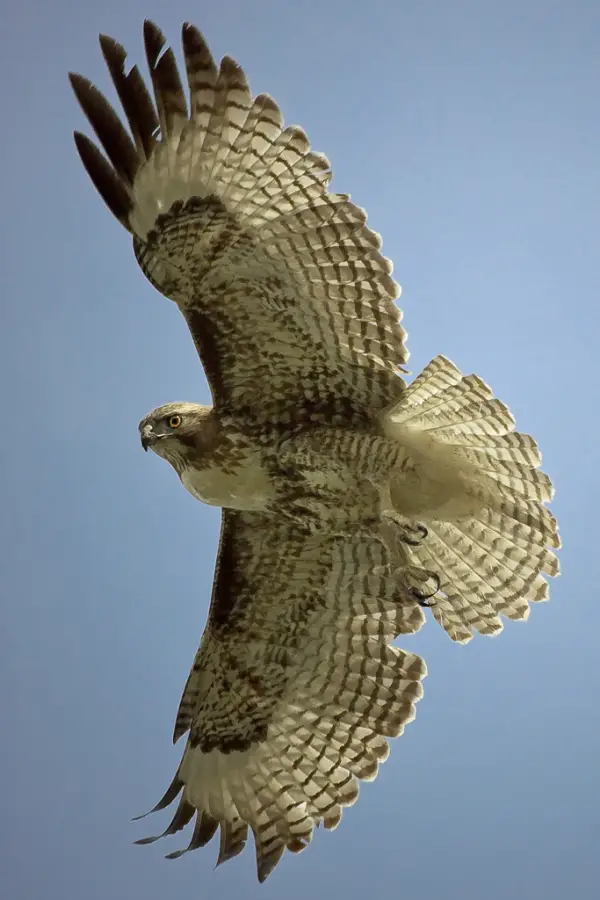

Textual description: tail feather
[483,463,554,502]
[448,432,543,465]
[384,355,559,642]
[399,353,463,405]
[474,506,560,561]
[398,375,494,425]
[454,515,559,579]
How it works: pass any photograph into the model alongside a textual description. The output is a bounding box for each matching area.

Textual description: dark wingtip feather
[131,773,184,821]
[134,793,195,847]
[98,33,124,60]
[99,33,158,158]
[181,21,215,71]
[134,835,163,846]
[143,19,167,69]
[216,821,248,867]
[69,73,138,184]
[141,21,187,133]
[172,721,187,745]
[256,842,285,883]
[165,812,220,860]
[181,21,218,119]
[72,131,133,229]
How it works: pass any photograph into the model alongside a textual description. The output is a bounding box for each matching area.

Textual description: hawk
[70,20,560,882]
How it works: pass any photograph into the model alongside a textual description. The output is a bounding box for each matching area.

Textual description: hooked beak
[140,424,154,452]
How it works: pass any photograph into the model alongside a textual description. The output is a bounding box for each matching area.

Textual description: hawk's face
[139,402,213,472]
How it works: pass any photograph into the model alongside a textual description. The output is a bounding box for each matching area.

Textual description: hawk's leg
[277,476,441,609]
[276,431,442,609]
[378,515,440,608]
[277,428,428,545]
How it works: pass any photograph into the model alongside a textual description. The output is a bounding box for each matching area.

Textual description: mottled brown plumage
[70,19,560,882]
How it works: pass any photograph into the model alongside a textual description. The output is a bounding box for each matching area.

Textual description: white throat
[180,456,275,511]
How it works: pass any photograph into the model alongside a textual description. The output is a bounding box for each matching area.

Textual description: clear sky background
[2,1,598,897]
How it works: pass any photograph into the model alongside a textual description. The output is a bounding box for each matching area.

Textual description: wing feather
[137,511,426,881]
[99,35,158,158]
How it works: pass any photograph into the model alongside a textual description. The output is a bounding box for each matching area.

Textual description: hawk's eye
[168,414,182,429]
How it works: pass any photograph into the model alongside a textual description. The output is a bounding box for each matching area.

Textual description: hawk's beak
[140,425,153,452]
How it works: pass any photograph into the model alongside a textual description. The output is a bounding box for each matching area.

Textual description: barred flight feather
[385,355,560,643]
[135,512,425,881]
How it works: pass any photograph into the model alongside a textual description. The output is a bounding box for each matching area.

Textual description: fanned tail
[384,355,560,642]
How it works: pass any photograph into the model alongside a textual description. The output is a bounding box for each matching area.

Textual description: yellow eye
[168,414,182,429]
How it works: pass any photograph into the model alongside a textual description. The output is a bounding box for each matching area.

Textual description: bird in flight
[70,19,560,882]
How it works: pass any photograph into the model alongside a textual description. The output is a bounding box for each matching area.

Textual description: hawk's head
[138,402,214,472]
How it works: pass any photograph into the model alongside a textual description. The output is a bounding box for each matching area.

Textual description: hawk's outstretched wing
[136,511,426,881]
[70,20,407,419]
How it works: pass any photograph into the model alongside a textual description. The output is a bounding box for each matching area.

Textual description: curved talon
[410,589,435,608]
[410,570,441,607]
[399,523,429,546]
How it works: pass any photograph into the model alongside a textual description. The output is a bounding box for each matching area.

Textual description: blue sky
[2,0,599,897]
